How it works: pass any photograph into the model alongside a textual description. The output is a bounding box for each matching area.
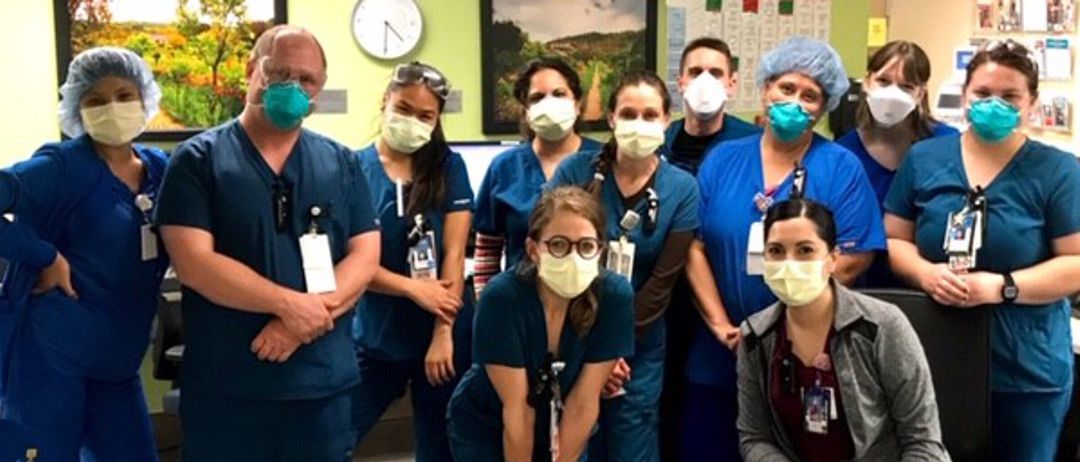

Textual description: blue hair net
[757,37,850,113]
[58,46,161,138]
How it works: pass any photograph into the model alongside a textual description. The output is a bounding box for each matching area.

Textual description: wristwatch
[1001,272,1019,303]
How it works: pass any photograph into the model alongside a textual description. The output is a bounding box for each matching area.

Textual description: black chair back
[861,288,991,462]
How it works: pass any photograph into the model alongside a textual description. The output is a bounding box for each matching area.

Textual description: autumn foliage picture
[55,0,286,140]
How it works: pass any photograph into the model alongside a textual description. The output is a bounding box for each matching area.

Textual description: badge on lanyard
[803,378,835,435]
[134,193,158,261]
[607,211,639,282]
[548,359,566,461]
[943,187,987,272]
[299,205,338,293]
[407,214,438,280]
[747,191,774,276]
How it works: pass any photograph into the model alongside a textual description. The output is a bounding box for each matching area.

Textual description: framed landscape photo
[54,0,287,141]
[480,0,658,135]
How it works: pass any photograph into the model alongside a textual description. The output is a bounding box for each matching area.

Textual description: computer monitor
[448,140,521,197]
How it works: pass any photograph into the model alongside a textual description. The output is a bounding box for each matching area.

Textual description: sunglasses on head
[392,62,451,100]
[979,39,1040,73]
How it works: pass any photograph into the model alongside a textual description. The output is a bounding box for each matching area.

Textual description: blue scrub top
[662,115,763,175]
[0,135,169,382]
[448,268,634,458]
[473,137,602,271]
[549,150,700,346]
[352,144,474,362]
[885,135,1080,393]
[688,133,886,385]
[154,120,380,400]
[836,123,959,288]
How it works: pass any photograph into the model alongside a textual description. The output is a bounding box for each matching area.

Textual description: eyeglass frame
[541,235,604,260]
[392,62,451,100]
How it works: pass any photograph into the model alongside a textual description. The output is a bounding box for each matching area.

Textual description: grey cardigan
[736,283,950,462]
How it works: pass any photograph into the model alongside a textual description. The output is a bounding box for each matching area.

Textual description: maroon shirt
[770,316,856,462]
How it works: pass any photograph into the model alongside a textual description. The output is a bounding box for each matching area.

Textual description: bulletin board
[665,0,833,114]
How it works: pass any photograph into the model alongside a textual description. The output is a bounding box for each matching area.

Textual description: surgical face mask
[538,252,599,299]
[382,111,434,154]
[767,101,814,142]
[866,85,917,128]
[762,258,830,307]
[528,96,577,141]
[261,81,311,130]
[80,100,146,147]
[614,119,665,160]
[683,73,728,120]
[968,97,1020,143]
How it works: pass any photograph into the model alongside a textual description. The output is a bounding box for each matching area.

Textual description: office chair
[861,288,991,462]
[828,78,862,140]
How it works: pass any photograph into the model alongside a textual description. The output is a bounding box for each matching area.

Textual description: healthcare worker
[737,198,948,461]
[550,69,699,462]
[448,186,634,462]
[835,40,959,288]
[0,46,168,462]
[663,37,762,175]
[683,37,885,460]
[473,58,601,297]
[885,39,1080,461]
[155,26,381,461]
[351,62,473,462]
[660,37,763,460]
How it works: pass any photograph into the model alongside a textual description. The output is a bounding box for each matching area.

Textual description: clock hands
[385,20,404,42]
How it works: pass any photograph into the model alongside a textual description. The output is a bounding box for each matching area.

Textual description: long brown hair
[855,40,939,138]
[586,70,671,199]
[382,62,450,216]
[518,186,606,337]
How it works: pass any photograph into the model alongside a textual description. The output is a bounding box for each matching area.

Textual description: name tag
[300,233,337,293]
[606,237,636,282]
[140,224,158,261]
[943,209,982,272]
[409,231,439,280]
[746,221,765,276]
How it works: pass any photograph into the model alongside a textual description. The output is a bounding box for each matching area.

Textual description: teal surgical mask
[768,101,813,142]
[968,97,1020,143]
[262,81,311,130]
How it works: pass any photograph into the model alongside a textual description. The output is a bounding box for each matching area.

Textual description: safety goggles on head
[979,39,1040,74]
[392,62,451,100]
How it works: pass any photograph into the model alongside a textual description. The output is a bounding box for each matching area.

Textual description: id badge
[944,210,977,271]
[409,231,438,280]
[140,224,158,261]
[746,221,765,276]
[606,237,636,282]
[300,233,337,293]
[803,385,831,435]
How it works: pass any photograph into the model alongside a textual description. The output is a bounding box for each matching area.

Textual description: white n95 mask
[867,85,917,128]
[614,119,665,160]
[538,252,598,299]
[762,259,830,307]
[683,73,728,120]
[382,111,434,154]
[80,101,147,147]
[528,96,577,141]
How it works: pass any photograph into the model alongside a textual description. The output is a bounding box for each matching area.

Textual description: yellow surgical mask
[762,259,830,307]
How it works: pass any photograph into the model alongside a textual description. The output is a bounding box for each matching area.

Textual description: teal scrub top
[448,268,634,459]
[351,144,474,361]
[473,138,602,271]
[549,149,700,346]
[154,121,380,400]
[885,135,1080,392]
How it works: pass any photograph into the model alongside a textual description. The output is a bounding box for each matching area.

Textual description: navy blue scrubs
[473,138,602,272]
[154,121,379,462]
[684,133,885,459]
[447,268,634,461]
[351,144,474,462]
[835,122,959,288]
[0,135,168,462]
[885,135,1080,461]
[550,150,700,462]
[661,115,762,175]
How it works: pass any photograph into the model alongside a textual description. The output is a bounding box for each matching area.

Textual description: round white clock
[352,0,423,60]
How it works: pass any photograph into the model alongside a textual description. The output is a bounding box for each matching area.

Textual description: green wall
[0,0,871,413]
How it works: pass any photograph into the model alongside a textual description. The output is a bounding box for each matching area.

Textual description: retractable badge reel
[943,186,987,273]
[299,205,337,293]
[748,163,807,275]
[607,211,640,282]
[407,214,438,280]
[134,193,157,261]
[527,353,566,462]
